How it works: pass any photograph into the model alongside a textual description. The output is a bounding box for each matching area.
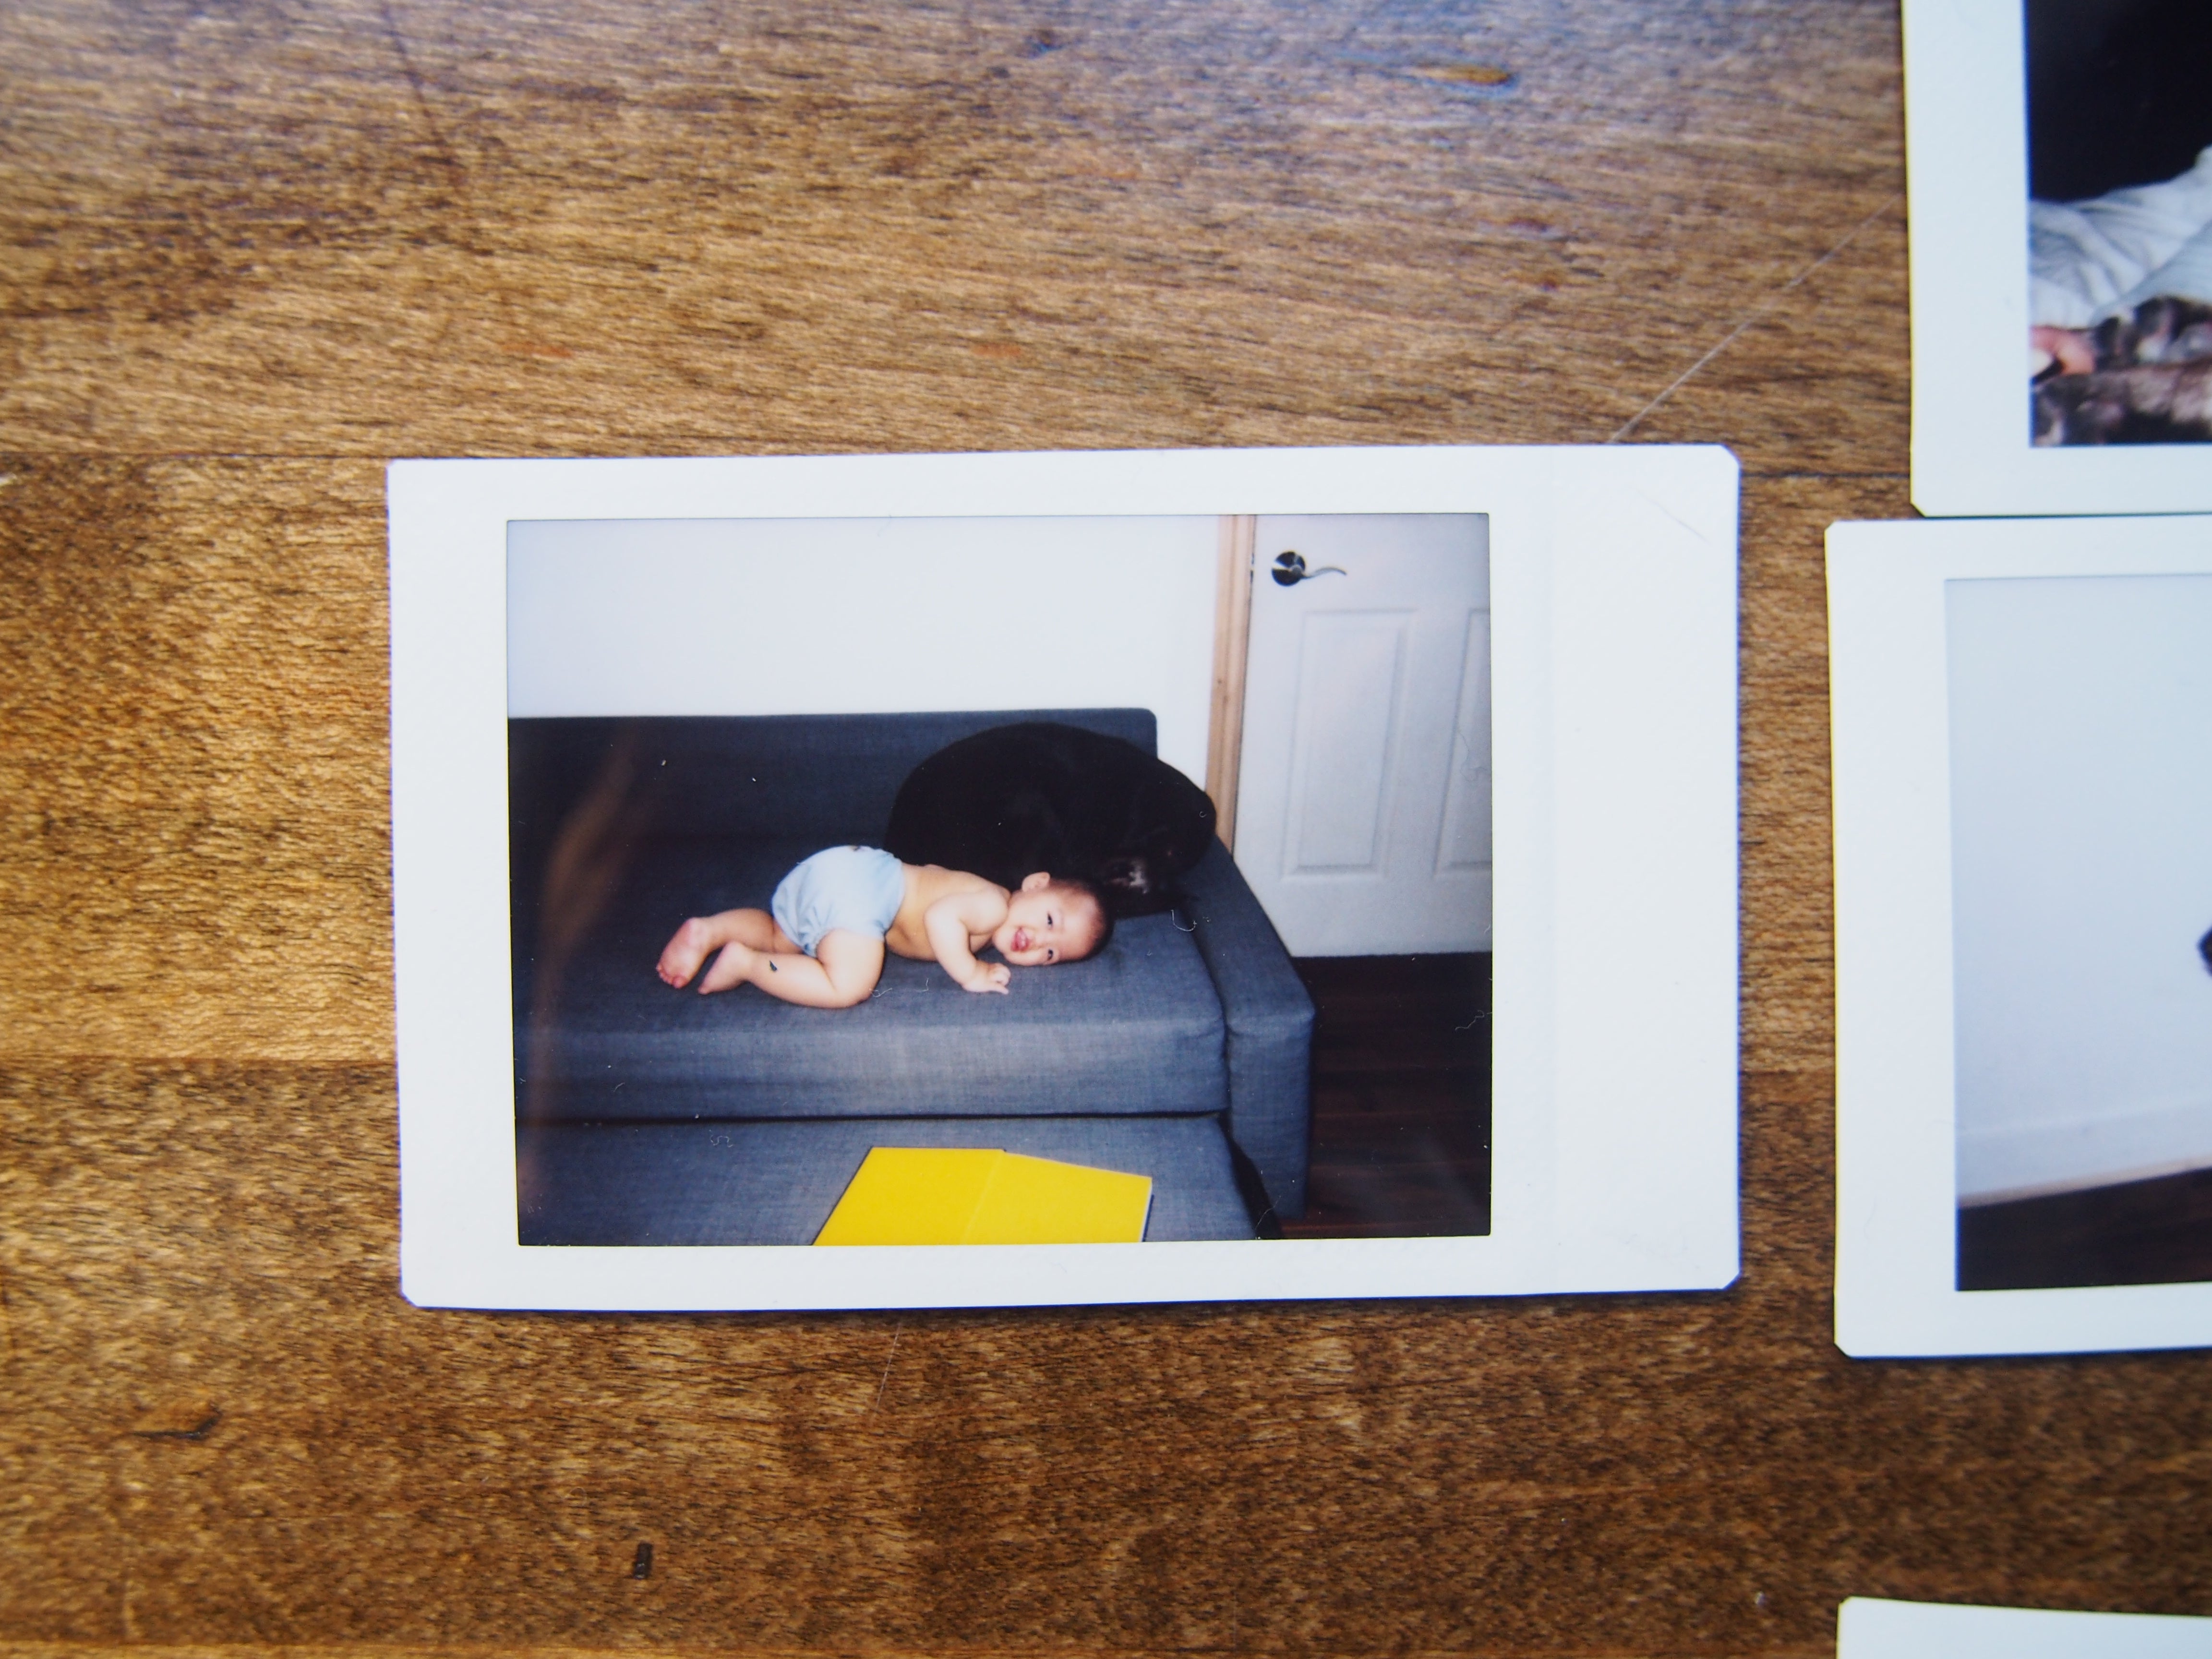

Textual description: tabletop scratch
[871,1323,903,1414]
[132,1409,222,1442]
[1609,192,1901,443]
[377,0,464,178]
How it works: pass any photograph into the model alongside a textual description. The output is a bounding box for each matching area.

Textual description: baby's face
[992,880,1102,967]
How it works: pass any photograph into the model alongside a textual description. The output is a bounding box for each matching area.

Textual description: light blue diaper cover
[771,845,907,957]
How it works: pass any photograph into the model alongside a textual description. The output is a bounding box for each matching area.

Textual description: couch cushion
[511,709,1156,849]
[518,834,1228,1121]
[518,1113,1260,1244]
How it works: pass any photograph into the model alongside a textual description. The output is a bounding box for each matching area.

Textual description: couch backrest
[510,708,1158,852]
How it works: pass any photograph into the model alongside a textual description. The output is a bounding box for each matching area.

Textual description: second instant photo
[1904,0,2212,515]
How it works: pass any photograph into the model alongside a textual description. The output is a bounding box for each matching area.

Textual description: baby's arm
[2032,325,2097,376]
[924,890,1012,994]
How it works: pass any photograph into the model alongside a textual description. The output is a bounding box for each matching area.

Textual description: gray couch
[509,709,1313,1245]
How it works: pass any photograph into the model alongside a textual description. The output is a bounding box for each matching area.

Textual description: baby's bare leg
[657,908,781,988]
[702,928,884,1007]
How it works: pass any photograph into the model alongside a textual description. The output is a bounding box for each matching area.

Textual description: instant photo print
[390,445,1740,1311]
[1841,1598,2212,1658]
[1903,0,2212,516]
[1830,514,2212,1358]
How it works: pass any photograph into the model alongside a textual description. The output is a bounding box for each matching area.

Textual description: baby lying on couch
[656,844,1113,1008]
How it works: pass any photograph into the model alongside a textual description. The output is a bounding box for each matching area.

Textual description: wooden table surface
[3,2,2206,1655]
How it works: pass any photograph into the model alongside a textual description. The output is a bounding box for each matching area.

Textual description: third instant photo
[1831,512,2212,1357]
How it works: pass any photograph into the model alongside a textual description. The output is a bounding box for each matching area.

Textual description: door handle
[1270,551,1346,586]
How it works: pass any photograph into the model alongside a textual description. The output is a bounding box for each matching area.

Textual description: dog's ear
[1099,854,1154,897]
[1098,855,1184,918]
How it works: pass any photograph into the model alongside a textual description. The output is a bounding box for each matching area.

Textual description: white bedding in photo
[2032,145,2212,326]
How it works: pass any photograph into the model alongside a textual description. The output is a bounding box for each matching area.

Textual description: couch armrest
[1180,841,1314,1221]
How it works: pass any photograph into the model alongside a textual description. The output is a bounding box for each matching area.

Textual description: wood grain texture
[1,0,2206,1656]
[0,460,391,1061]
[0,0,1904,463]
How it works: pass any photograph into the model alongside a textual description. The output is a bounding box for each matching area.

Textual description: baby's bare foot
[697,939,757,994]
[657,918,717,987]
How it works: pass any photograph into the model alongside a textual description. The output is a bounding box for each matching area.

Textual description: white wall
[506,515,1219,783]
[1949,573,2212,1202]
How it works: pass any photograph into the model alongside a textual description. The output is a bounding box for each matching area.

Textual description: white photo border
[1841,1598,2212,1657]
[1903,0,2212,518]
[1829,513,2212,1357]
[391,445,1741,1311]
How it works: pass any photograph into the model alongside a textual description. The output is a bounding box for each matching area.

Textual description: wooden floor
[1959,1166,2212,1291]
[1283,955,1491,1239]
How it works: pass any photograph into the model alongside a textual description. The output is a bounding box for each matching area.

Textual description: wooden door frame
[1205,514,1256,849]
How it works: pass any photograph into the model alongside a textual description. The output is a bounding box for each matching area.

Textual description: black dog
[883,722,1217,917]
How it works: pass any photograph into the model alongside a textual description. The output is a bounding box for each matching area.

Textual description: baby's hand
[964,963,1011,995]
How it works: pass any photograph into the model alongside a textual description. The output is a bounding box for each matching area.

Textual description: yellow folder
[814,1147,1153,1245]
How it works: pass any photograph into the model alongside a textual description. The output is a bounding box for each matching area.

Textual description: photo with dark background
[2024,0,2212,445]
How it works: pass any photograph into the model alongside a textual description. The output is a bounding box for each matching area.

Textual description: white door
[1233,514,1490,957]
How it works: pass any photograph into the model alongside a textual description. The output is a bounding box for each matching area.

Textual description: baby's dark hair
[1056,877,1116,959]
